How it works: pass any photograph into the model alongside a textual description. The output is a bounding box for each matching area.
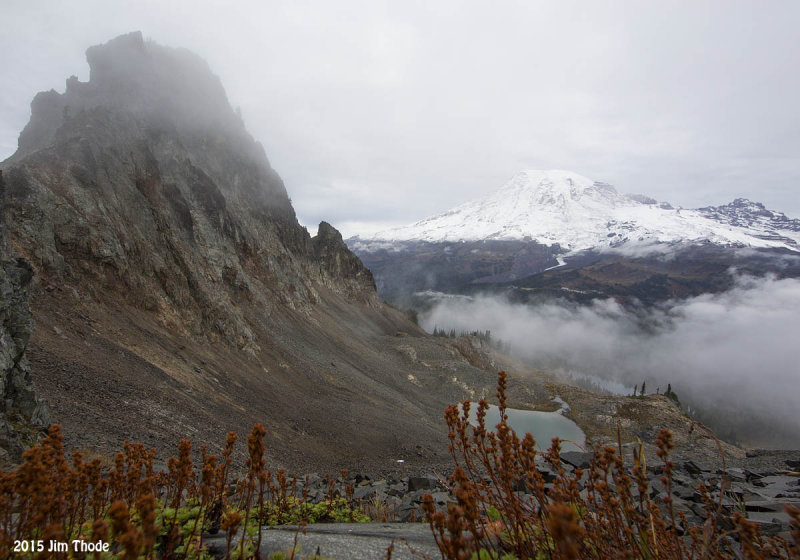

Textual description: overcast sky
[3,1,799,237]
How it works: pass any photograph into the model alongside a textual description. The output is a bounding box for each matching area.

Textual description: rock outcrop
[3,31,378,352]
[312,221,377,300]
[1,173,51,466]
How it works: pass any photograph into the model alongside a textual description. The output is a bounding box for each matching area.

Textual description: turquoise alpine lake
[463,403,586,453]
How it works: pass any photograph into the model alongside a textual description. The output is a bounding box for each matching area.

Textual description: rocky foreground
[201,447,800,560]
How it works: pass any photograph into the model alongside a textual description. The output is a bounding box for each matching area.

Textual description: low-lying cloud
[421,275,800,447]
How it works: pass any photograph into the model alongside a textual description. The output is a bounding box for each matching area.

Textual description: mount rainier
[351,169,800,254]
[347,170,800,305]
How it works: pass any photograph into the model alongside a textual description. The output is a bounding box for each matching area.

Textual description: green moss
[261,496,370,526]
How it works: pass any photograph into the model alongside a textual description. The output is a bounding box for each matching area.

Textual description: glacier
[351,170,800,255]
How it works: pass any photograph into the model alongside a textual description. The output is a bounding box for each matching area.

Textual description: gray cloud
[421,275,800,448]
[2,1,800,236]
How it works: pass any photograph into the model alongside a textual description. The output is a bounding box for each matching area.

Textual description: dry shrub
[3,374,798,560]
[0,424,274,559]
[423,371,800,560]
[0,422,373,559]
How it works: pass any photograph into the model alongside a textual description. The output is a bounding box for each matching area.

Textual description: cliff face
[1,174,51,466]
[0,32,506,471]
[313,221,377,297]
[4,31,376,352]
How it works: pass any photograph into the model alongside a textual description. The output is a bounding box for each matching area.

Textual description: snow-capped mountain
[352,170,800,254]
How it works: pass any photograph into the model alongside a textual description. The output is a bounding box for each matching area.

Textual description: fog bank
[421,275,800,447]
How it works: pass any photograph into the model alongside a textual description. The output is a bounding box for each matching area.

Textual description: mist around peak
[11,31,258,163]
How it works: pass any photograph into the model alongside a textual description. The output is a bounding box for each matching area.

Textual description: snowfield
[350,170,800,255]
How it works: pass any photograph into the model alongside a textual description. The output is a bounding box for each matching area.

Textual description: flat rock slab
[207,523,440,559]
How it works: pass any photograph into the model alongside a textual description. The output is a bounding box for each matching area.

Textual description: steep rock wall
[4,32,377,352]
[0,171,50,466]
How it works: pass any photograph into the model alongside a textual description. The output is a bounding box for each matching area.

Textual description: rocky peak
[699,198,800,233]
[355,169,800,253]
[626,193,658,205]
[312,222,376,299]
[498,170,622,209]
[3,33,377,349]
[15,31,250,160]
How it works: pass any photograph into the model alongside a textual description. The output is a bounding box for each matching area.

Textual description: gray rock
[353,485,381,502]
[387,482,405,497]
[683,460,709,476]
[537,465,558,483]
[673,486,703,504]
[722,468,747,483]
[370,480,388,492]
[428,491,451,506]
[743,501,788,513]
[649,477,667,498]
[401,491,425,506]
[355,473,372,486]
[398,505,422,523]
[561,451,592,470]
[750,476,800,501]
[744,469,766,482]
[688,502,709,519]
[669,495,688,512]
[0,254,51,465]
[305,473,322,487]
[748,518,787,537]
[670,471,693,487]
[681,513,705,528]
[408,476,437,492]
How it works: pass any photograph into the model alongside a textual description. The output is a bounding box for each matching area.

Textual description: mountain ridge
[0,32,527,472]
[350,169,800,255]
[347,170,800,307]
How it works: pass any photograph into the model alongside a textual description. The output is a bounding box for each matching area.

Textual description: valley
[0,29,798,558]
[348,171,800,450]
